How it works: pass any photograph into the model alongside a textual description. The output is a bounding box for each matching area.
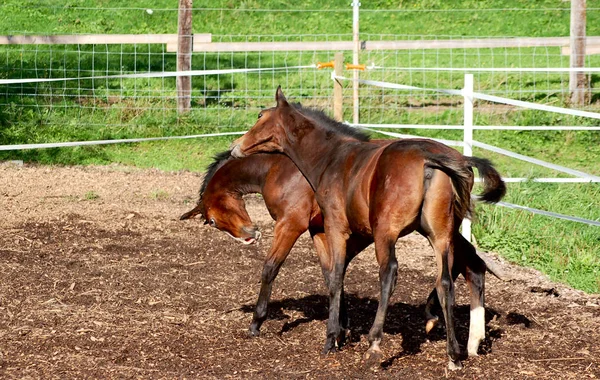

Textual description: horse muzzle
[241,227,261,245]
[231,144,245,158]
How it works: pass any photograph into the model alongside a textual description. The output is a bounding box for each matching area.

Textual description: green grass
[84,190,100,200]
[1,0,599,293]
[2,1,600,37]
[474,183,600,293]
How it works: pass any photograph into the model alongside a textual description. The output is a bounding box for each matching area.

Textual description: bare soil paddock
[1,163,599,379]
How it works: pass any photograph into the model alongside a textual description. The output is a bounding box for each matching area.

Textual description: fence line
[0,65,317,85]
[374,67,600,72]
[354,124,600,131]
[0,132,245,151]
[495,202,600,227]
[335,72,600,237]
[471,140,600,182]
[4,34,600,52]
[181,37,600,52]
[334,73,600,120]
[0,34,211,45]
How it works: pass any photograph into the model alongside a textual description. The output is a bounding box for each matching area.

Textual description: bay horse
[180,149,503,341]
[230,88,506,369]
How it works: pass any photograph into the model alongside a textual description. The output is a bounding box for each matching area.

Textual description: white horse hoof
[448,359,463,371]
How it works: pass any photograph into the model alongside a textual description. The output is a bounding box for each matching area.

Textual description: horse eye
[209,218,216,227]
[258,112,263,119]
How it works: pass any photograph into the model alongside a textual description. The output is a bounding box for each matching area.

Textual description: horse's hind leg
[422,175,462,369]
[429,232,462,369]
[455,233,486,357]
[424,260,462,334]
[423,233,486,357]
[249,219,305,336]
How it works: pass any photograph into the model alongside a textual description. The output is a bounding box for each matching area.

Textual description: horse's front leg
[319,230,349,355]
[340,235,372,342]
[249,220,304,336]
[312,230,370,352]
[364,235,398,363]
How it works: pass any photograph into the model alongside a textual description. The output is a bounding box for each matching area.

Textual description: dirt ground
[1,162,599,379]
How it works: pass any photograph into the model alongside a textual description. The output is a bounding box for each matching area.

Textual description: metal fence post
[462,73,474,242]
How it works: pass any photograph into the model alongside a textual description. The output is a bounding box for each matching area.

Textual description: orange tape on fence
[317,61,367,70]
[345,63,366,71]
[316,61,334,69]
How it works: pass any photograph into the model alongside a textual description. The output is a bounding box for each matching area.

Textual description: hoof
[321,343,337,356]
[247,326,261,338]
[336,329,348,348]
[448,359,463,371]
[363,348,383,366]
[425,317,439,334]
[467,336,483,357]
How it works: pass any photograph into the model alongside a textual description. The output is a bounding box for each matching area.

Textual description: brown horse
[230,88,506,369]
[180,149,502,341]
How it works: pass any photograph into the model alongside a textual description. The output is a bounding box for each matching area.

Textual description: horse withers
[230,88,506,369]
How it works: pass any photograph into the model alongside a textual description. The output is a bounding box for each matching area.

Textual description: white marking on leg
[369,339,381,352]
[425,316,438,334]
[468,306,485,356]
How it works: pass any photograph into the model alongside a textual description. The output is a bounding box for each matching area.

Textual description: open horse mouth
[224,230,262,245]
[243,237,257,244]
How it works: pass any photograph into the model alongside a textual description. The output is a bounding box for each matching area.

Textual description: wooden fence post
[177,0,193,113]
[570,0,589,105]
[333,52,344,122]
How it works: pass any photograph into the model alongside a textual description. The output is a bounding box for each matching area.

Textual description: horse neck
[283,127,355,191]
[205,156,269,199]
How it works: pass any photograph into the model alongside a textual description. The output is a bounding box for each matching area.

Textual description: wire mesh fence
[1,2,600,148]
[3,34,600,137]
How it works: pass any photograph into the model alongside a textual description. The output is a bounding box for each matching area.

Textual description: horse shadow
[240,293,502,366]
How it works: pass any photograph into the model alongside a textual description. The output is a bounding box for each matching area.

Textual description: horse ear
[276,86,289,108]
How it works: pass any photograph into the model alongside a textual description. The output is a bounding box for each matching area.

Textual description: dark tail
[465,157,506,203]
[422,152,506,222]
[180,203,203,220]
[423,153,475,222]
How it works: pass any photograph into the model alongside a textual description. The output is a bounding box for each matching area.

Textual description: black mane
[291,103,370,142]
[199,149,232,198]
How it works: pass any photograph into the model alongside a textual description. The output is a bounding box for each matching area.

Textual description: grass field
[1,0,599,293]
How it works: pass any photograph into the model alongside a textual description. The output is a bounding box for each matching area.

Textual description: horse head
[201,191,261,245]
[231,86,307,158]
